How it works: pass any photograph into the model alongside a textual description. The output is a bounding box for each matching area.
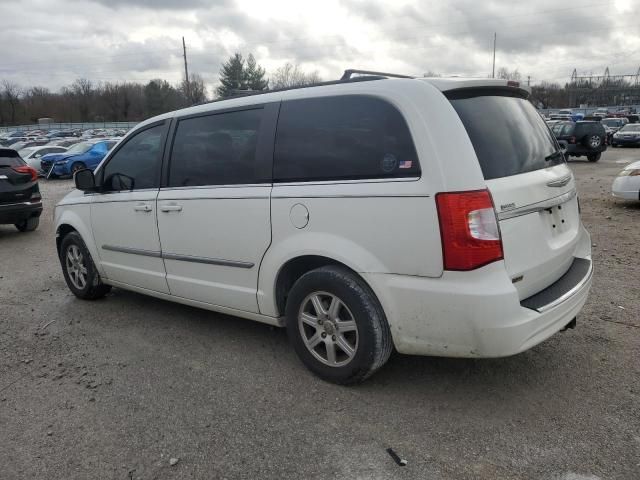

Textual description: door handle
[160,204,183,212]
[133,204,152,212]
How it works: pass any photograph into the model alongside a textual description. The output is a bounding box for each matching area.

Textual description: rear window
[448,90,561,180]
[0,150,24,167]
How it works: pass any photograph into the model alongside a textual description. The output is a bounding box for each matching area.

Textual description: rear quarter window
[448,89,561,180]
[274,95,420,182]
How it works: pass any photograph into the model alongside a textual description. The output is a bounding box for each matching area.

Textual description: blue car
[40,140,117,177]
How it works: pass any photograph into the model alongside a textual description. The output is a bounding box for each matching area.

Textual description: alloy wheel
[298,291,359,367]
[65,244,88,290]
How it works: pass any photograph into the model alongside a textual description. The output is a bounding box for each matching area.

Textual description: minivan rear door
[448,89,584,299]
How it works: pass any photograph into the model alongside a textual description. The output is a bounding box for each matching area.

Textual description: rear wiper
[545,150,564,162]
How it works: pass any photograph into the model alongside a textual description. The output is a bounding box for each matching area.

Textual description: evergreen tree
[216,53,247,98]
[245,54,269,91]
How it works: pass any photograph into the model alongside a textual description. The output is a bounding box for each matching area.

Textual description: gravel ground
[1,149,639,480]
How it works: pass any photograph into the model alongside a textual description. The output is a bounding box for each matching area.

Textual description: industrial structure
[567,67,640,107]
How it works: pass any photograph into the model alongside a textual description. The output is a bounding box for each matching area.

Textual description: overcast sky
[1,0,638,94]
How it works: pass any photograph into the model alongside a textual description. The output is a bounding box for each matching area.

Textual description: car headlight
[613,132,620,137]
[618,169,640,177]
[54,160,67,165]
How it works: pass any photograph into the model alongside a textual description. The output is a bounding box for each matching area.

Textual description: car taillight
[435,189,503,271]
[12,165,38,182]
[569,136,576,144]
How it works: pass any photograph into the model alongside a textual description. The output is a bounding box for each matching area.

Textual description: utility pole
[492,32,496,78]
[527,75,531,86]
[182,36,191,103]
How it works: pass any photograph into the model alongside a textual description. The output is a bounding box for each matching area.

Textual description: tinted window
[101,124,165,191]
[449,91,561,180]
[169,109,263,187]
[273,95,419,182]
[553,122,575,136]
[0,151,24,167]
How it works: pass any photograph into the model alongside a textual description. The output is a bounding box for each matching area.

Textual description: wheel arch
[55,207,104,276]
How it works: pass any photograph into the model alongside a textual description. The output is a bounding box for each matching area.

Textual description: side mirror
[74,169,97,192]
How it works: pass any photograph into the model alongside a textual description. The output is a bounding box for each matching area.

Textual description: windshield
[66,141,93,155]
[448,90,562,180]
[18,147,35,158]
[619,124,640,132]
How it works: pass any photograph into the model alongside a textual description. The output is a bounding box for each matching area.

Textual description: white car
[54,72,593,384]
[612,160,640,201]
[18,145,68,170]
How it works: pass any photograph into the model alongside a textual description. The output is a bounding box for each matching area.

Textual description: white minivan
[55,71,593,384]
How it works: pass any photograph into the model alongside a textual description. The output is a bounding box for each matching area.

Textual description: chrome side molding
[102,245,254,269]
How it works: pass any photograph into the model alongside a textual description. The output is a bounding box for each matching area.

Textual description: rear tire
[15,217,39,232]
[285,265,393,384]
[60,231,111,300]
[587,153,601,162]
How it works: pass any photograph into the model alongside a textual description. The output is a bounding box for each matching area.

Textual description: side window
[274,95,420,182]
[169,108,263,187]
[101,124,165,191]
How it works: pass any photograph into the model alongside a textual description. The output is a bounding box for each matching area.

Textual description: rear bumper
[363,238,592,358]
[565,144,606,155]
[0,201,43,224]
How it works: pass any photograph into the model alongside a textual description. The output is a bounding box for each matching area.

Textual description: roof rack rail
[341,69,414,80]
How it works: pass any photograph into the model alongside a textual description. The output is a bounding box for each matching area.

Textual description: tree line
[0,53,321,126]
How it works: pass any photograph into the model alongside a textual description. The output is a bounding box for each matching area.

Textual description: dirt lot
[1,149,639,480]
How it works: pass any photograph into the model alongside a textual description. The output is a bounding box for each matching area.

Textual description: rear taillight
[569,136,576,144]
[12,165,38,182]
[435,189,503,271]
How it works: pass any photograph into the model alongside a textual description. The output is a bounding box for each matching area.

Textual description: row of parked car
[0,129,122,178]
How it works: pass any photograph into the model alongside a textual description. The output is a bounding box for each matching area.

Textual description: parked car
[612,160,640,201]
[593,108,609,118]
[10,138,50,151]
[54,74,592,384]
[0,137,29,147]
[40,140,117,177]
[18,145,68,170]
[0,148,42,232]
[611,124,640,147]
[46,138,82,148]
[550,110,572,120]
[551,121,607,161]
[600,117,626,133]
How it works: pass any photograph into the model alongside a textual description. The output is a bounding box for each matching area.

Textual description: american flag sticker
[398,160,413,169]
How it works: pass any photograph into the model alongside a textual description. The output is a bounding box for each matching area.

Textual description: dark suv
[551,121,607,162]
[0,148,42,232]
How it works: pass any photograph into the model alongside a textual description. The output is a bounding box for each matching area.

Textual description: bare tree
[180,73,208,105]
[496,67,522,81]
[2,80,21,124]
[270,63,322,89]
[71,78,94,122]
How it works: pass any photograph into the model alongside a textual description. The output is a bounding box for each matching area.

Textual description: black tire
[285,265,393,385]
[60,231,111,300]
[15,216,39,232]
[71,162,86,175]
[587,152,601,162]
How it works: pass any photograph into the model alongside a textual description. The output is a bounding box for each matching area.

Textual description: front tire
[15,216,39,232]
[60,231,111,300]
[285,265,393,384]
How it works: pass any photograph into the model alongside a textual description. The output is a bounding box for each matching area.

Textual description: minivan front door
[91,122,169,293]
[156,105,277,313]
